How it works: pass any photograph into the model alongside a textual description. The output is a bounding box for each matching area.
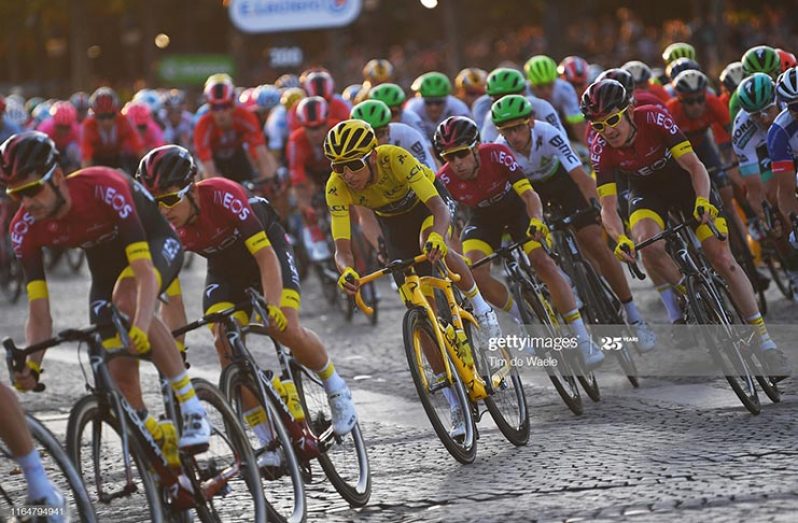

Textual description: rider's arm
[592,139,625,241]
[126,245,160,335]
[194,115,217,178]
[674,149,711,201]
[569,166,598,202]
[599,190,626,241]
[327,175,356,272]
[353,206,382,252]
[252,243,283,308]
[25,290,53,365]
[513,178,543,220]
[252,144,277,180]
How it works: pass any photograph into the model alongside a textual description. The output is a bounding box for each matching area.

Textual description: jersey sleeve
[768,123,795,175]
[214,180,271,254]
[287,131,308,185]
[387,146,440,203]
[396,124,437,170]
[8,212,48,300]
[490,144,528,191]
[647,108,693,159]
[543,123,582,173]
[558,81,585,124]
[193,115,214,162]
[732,116,760,177]
[325,175,352,240]
[590,136,617,197]
[533,98,564,131]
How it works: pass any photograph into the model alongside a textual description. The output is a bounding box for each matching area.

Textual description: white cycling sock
[317,360,347,394]
[564,309,590,341]
[169,371,204,415]
[622,299,642,324]
[17,449,52,501]
[464,284,491,315]
[656,285,683,323]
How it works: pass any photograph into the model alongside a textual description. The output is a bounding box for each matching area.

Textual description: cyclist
[524,55,586,144]
[767,67,798,251]
[368,82,428,136]
[435,115,606,367]
[621,60,671,103]
[719,62,744,112]
[160,89,194,150]
[0,95,23,143]
[140,146,358,464]
[324,120,502,346]
[69,91,90,124]
[37,101,82,171]
[358,58,395,104]
[598,68,666,111]
[405,72,471,141]
[81,87,145,172]
[0,384,66,521]
[662,42,696,67]
[476,67,562,143]
[4,131,212,450]
[287,71,350,133]
[491,95,656,350]
[125,102,165,151]
[265,87,305,163]
[194,75,277,182]
[731,45,782,121]
[454,67,488,108]
[558,56,590,97]
[776,49,797,73]
[583,80,789,377]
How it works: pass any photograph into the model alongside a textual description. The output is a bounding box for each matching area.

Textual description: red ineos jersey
[193,107,266,162]
[591,106,694,195]
[176,177,269,257]
[9,167,152,283]
[437,143,526,208]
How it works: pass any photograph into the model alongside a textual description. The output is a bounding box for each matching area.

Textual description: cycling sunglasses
[155,184,192,208]
[210,102,234,112]
[441,147,472,162]
[589,107,629,132]
[496,118,531,133]
[682,95,706,106]
[332,153,371,174]
[6,164,57,202]
[751,102,778,118]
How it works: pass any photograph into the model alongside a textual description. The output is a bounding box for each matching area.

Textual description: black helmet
[136,145,197,193]
[0,131,58,186]
[597,69,635,99]
[580,80,629,120]
[433,116,479,154]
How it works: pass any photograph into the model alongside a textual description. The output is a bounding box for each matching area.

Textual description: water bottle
[281,379,305,422]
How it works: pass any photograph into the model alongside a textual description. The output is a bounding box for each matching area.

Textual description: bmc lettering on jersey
[489,149,519,171]
[213,190,251,220]
[94,185,133,218]
[547,134,579,164]
[645,111,678,135]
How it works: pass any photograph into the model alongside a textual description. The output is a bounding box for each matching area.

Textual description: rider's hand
[423,231,448,263]
[527,217,551,245]
[267,304,288,332]
[337,267,360,296]
[613,234,636,263]
[128,325,151,355]
[693,196,719,224]
[13,360,41,392]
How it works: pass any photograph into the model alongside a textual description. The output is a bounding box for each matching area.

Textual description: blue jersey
[767,108,798,176]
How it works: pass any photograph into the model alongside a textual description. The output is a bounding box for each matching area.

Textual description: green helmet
[486,68,526,97]
[662,42,696,65]
[491,95,533,126]
[524,55,558,85]
[411,72,451,98]
[742,45,781,79]
[351,99,392,129]
[737,73,776,113]
[368,82,406,108]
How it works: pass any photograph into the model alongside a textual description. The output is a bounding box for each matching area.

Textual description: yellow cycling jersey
[326,144,440,240]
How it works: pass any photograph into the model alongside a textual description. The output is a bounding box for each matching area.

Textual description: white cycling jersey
[399,109,428,137]
[385,122,437,170]
[546,78,584,125]
[265,105,289,152]
[495,120,581,182]
[160,110,194,148]
[481,96,562,143]
[732,109,771,180]
[404,95,471,141]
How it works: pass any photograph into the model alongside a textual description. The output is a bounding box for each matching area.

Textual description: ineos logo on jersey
[489,150,519,171]
[212,190,251,220]
[9,213,36,254]
[438,172,451,185]
[645,111,678,135]
[627,150,672,176]
[94,185,133,218]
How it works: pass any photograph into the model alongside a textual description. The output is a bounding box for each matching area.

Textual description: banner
[158,54,235,85]
[229,0,362,33]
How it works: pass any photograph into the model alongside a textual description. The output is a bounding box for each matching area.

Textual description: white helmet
[622,61,652,86]
[673,70,708,96]
[776,67,798,103]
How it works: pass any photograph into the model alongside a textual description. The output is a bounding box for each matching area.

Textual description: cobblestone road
[1,257,796,522]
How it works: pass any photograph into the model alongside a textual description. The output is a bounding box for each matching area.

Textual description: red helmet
[125,102,151,126]
[50,101,77,126]
[580,79,629,120]
[776,49,798,73]
[433,116,479,154]
[204,77,235,106]
[0,131,58,186]
[136,144,196,193]
[238,87,257,110]
[558,56,590,86]
[89,87,119,114]
[304,71,335,100]
[296,96,329,128]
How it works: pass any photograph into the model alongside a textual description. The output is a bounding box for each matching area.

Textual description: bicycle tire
[292,363,372,507]
[402,307,477,464]
[219,364,306,523]
[727,217,768,315]
[66,394,164,522]
[763,243,795,300]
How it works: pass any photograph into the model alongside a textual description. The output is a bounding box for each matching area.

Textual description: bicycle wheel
[728,217,767,315]
[66,394,164,522]
[763,243,795,300]
[592,268,640,388]
[402,307,477,464]
[181,378,268,523]
[292,363,371,507]
[467,320,529,446]
[687,277,761,414]
[220,364,306,523]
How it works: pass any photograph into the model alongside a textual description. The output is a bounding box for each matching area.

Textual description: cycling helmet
[134,89,162,114]
[490,95,534,127]
[486,68,526,97]
[137,144,197,193]
[369,83,406,108]
[673,70,709,96]
[597,69,635,98]
[238,87,257,109]
[254,84,281,110]
[342,84,363,104]
[50,101,77,127]
[125,102,151,126]
[737,73,776,113]
[580,79,629,120]
[280,87,305,110]
[31,102,52,125]
[323,119,378,162]
[0,131,58,186]
[587,63,605,83]
[776,49,798,73]
[775,67,798,103]
[558,56,590,86]
[89,87,119,114]
[24,97,45,117]
[742,45,781,78]
[455,68,488,95]
[362,59,394,84]
[411,72,452,98]
[162,89,186,110]
[205,73,233,87]
[720,62,744,92]
[296,96,329,128]
[275,74,301,89]
[351,100,392,129]
[299,67,330,85]
[666,58,701,81]
[662,42,696,65]
[304,71,335,100]
[622,61,653,86]
[204,76,235,106]
[524,55,558,86]
[433,116,479,154]
[69,92,90,114]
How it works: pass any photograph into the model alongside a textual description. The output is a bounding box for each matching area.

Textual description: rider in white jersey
[405,72,471,141]
[495,119,581,180]
[482,96,561,143]
[525,56,587,143]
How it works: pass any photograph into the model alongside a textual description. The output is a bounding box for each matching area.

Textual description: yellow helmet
[205,73,233,88]
[362,59,395,84]
[455,67,488,95]
[280,87,305,110]
[324,119,378,162]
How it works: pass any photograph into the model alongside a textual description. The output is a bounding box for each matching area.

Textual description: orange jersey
[666,93,731,147]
